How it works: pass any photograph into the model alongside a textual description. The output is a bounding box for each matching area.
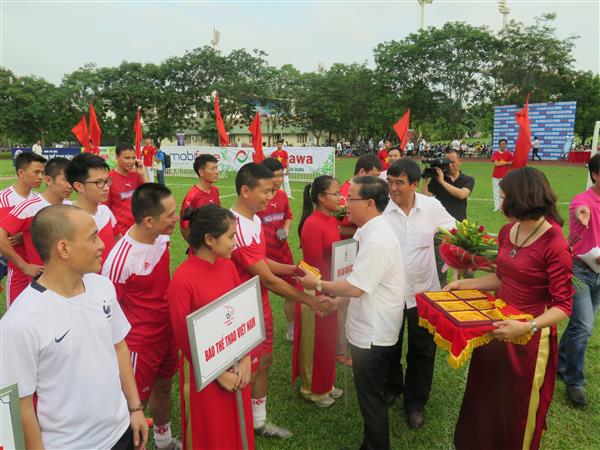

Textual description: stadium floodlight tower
[417,0,433,30]
[211,28,220,50]
[498,0,510,29]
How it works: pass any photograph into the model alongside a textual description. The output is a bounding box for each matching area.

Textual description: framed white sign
[187,276,265,392]
[0,384,25,450]
[331,239,359,281]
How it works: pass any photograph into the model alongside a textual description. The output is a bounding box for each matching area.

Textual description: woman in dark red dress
[169,205,254,450]
[446,167,573,450]
[292,175,343,407]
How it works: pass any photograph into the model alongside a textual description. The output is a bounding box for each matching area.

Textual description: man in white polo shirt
[0,205,148,450]
[383,159,455,429]
[298,176,405,450]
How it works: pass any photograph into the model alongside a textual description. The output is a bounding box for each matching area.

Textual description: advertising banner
[162,146,335,178]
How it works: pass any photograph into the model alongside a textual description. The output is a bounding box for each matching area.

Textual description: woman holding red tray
[446,167,573,450]
[293,175,343,407]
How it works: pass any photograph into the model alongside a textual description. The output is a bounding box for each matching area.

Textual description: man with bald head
[0,205,149,450]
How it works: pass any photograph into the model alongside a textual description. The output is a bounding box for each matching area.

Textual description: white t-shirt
[451,139,461,150]
[31,144,43,156]
[345,215,406,348]
[0,274,131,449]
[384,193,455,308]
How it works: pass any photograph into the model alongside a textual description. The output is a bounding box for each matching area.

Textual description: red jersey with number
[142,146,156,167]
[0,186,36,270]
[256,189,294,265]
[102,233,171,350]
[179,185,221,229]
[106,169,144,236]
[270,149,289,169]
[492,150,514,179]
[378,148,390,170]
[93,204,117,263]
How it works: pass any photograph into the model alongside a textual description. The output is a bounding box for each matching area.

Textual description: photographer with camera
[421,149,475,286]
[421,149,474,222]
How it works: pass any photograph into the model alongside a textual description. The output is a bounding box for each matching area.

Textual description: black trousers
[350,343,395,450]
[532,148,542,161]
[111,427,134,450]
[386,306,437,412]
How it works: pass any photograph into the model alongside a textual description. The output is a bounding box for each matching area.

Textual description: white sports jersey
[0,273,131,449]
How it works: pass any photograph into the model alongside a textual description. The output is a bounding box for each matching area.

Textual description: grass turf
[0,155,598,449]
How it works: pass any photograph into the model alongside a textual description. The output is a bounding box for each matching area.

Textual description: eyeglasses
[323,192,342,198]
[83,178,113,189]
[346,197,369,203]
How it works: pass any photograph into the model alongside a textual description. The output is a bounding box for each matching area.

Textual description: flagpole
[233,361,249,450]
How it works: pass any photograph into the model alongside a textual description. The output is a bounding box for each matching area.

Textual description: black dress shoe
[407,410,425,429]
[566,386,589,407]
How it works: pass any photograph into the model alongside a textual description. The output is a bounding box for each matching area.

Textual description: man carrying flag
[393,109,411,154]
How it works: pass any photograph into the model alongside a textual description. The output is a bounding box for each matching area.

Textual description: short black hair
[352,176,389,212]
[44,157,70,180]
[276,139,284,144]
[65,153,110,187]
[31,204,79,262]
[445,148,459,157]
[388,147,401,155]
[131,183,172,224]
[261,157,283,172]
[354,154,382,175]
[115,143,134,156]
[235,163,274,195]
[15,152,46,173]
[588,154,600,183]
[498,138,507,144]
[182,204,235,250]
[383,138,391,143]
[387,159,421,183]
[193,154,218,177]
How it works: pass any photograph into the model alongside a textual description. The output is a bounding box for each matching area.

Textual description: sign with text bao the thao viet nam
[186,276,265,391]
[331,239,359,281]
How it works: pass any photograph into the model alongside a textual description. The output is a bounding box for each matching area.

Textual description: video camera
[421,157,451,178]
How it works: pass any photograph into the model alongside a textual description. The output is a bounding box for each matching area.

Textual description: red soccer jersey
[300,210,341,281]
[492,150,514,179]
[93,204,117,264]
[256,189,294,265]
[378,148,390,170]
[0,186,36,219]
[179,185,221,230]
[142,146,156,167]
[106,169,144,236]
[168,255,254,450]
[0,196,71,304]
[270,149,289,169]
[102,233,171,349]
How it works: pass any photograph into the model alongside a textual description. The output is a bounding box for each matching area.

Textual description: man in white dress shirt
[298,176,405,450]
[383,159,455,429]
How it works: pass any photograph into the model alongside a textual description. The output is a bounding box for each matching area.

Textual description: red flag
[134,107,143,159]
[214,94,230,146]
[89,103,102,151]
[248,112,264,163]
[71,115,91,152]
[392,109,411,151]
[512,94,531,169]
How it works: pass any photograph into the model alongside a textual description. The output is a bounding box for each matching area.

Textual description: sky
[1,0,598,85]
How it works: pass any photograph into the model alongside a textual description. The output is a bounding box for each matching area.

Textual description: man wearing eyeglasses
[66,153,119,262]
[297,176,405,450]
[383,159,455,429]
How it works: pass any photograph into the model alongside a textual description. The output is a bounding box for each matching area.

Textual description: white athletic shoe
[329,387,344,399]
[254,422,293,439]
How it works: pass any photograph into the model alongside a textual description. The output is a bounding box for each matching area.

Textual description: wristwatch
[529,320,539,335]
[128,403,144,413]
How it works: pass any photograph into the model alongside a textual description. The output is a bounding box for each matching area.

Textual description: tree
[562,71,600,143]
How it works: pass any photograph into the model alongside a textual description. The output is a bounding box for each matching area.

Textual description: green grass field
[1,156,599,449]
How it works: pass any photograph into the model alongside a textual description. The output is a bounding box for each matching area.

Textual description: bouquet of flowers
[438,220,498,271]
